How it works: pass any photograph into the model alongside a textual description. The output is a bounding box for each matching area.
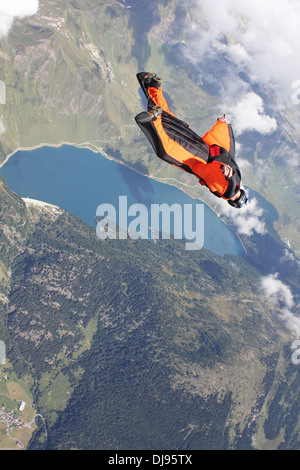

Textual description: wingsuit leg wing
[135,73,210,175]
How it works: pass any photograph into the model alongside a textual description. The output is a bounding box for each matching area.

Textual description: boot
[136,72,163,90]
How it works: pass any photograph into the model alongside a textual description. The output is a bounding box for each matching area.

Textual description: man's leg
[136,72,175,116]
[135,72,209,167]
[147,87,175,116]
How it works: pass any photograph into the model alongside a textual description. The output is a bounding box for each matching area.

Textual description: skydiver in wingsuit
[135,72,248,208]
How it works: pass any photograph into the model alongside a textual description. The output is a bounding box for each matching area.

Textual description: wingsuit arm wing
[202,120,235,159]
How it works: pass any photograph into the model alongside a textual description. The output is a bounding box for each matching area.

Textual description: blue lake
[0,145,244,256]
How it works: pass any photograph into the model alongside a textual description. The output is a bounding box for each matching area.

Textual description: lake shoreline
[0,140,218,206]
[1,140,200,191]
[0,141,246,256]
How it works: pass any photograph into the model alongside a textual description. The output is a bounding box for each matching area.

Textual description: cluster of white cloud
[280,248,300,267]
[261,273,300,338]
[227,92,277,136]
[0,0,39,39]
[184,0,300,134]
[215,193,266,237]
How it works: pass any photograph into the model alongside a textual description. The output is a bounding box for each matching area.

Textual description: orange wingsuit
[135,75,242,201]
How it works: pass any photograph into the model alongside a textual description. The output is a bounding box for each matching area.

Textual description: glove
[209,145,221,157]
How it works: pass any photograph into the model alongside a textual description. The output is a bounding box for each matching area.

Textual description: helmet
[228,189,248,209]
